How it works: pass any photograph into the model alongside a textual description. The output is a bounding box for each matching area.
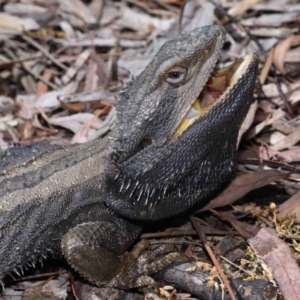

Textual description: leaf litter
[0,0,300,299]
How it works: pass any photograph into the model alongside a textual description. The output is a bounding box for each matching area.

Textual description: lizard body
[0,25,258,289]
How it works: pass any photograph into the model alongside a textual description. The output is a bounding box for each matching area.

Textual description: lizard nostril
[139,135,153,150]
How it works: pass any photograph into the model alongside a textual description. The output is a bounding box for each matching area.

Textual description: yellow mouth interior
[172,55,251,139]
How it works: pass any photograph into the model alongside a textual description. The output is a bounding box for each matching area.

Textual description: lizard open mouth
[172,54,253,139]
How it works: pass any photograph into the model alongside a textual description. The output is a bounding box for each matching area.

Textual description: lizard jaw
[172,53,255,139]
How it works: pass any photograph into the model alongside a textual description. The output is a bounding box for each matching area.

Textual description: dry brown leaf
[58,37,146,49]
[16,95,35,120]
[241,12,299,27]
[284,46,300,63]
[91,53,108,88]
[250,27,298,39]
[71,113,102,144]
[244,108,285,140]
[237,101,257,147]
[228,0,261,18]
[252,0,299,12]
[212,211,259,239]
[36,69,53,95]
[39,110,103,135]
[116,6,172,34]
[278,190,300,221]
[255,143,280,161]
[83,59,98,92]
[259,48,274,84]
[181,0,215,32]
[272,124,300,151]
[19,120,34,141]
[88,0,104,20]
[58,0,96,27]
[201,170,287,211]
[4,3,48,16]
[272,119,294,135]
[59,89,115,104]
[262,81,299,98]
[62,49,91,85]
[249,228,300,300]
[60,21,76,40]
[0,12,39,32]
[18,91,67,119]
[273,35,300,74]
[289,88,300,105]
[276,148,300,163]
[0,96,14,112]
[259,131,286,145]
[60,101,106,113]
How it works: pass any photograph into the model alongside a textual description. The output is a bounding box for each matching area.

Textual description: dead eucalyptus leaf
[278,190,300,222]
[201,170,287,211]
[273,35,300,74]
[249,228,300,300]
[212,210,259,239]
[228,0,261,18]
[272,124,300,151]
[237,101,257,147]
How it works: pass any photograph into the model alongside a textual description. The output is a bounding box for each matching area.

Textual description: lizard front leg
[61,220,181,289]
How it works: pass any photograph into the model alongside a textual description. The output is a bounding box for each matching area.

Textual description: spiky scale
[126,179,132,190]
[137,188,144,202]
[12,268,20,277]
[119,179,125,193]
[0,280,5,290]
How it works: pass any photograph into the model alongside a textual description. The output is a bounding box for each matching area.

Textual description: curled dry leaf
[273,34,300,74]
[259,48,274,85]
[201,170,287,211]
[249,228,300,300]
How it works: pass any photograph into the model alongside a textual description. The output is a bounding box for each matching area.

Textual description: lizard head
[105,25,259,221]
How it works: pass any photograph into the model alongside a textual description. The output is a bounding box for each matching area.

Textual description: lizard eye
[169,72,181,79]
[166,66,187,85]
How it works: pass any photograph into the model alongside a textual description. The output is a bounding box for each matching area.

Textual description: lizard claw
[110,239,183,289]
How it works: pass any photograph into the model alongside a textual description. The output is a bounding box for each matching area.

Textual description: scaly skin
[0,25,258,289]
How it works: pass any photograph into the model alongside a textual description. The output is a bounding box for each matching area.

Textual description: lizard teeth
[228,56,250,86]
[186,106,199,119]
